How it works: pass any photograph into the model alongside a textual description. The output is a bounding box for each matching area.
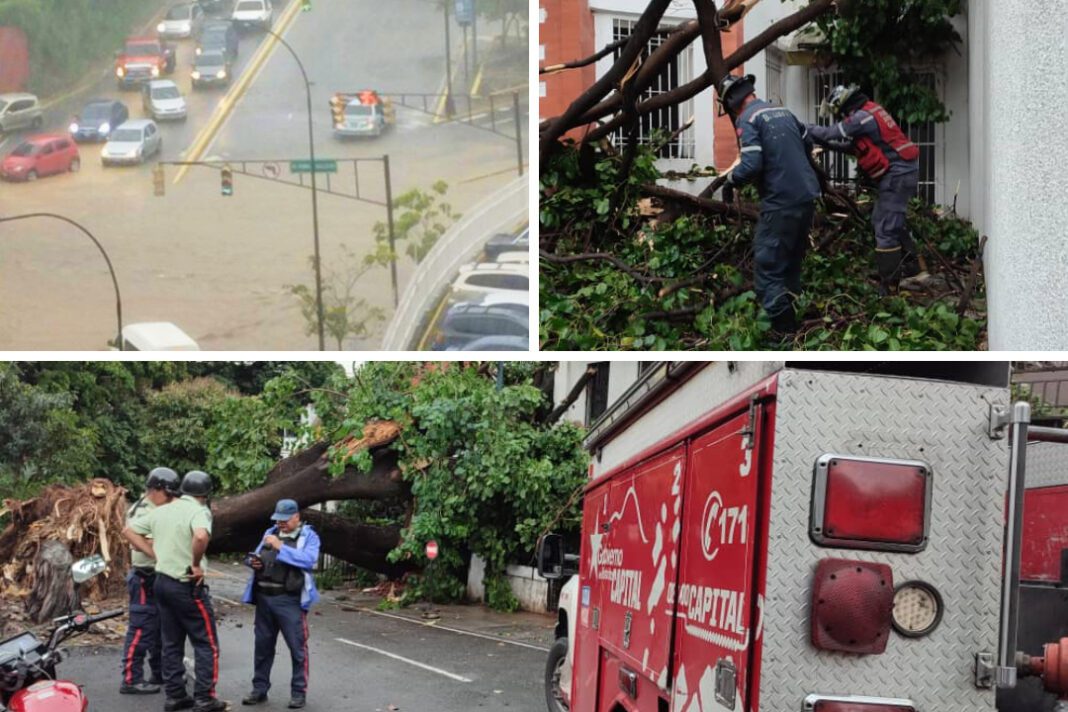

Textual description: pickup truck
[115,36,175,90]
[330,90,396,138]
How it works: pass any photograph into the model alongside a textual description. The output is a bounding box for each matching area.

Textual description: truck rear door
[670,405,765,712]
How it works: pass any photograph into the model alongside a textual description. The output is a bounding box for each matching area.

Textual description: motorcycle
[0,556,124,712]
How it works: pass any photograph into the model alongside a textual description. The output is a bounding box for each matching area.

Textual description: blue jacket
[242,524,321,611]
[729,99,820,211]
[808,109,919,179]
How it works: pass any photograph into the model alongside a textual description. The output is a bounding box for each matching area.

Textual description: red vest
[854,101,919,179]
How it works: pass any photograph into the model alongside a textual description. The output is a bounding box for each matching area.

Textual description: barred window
[611,18,695,160]
[810,70,939,204]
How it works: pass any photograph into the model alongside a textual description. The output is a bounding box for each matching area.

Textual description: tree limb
[540,250,666,285]
[540,39,627,75]
[545,366,597,426]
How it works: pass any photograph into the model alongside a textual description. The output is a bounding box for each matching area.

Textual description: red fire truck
[537,362,1068,712]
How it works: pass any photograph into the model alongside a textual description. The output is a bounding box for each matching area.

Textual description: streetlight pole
[0,213,124,349]
[444,0,455,116]
[262,27,326,351]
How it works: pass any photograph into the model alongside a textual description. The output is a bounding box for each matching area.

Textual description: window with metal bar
[610,18,695,160]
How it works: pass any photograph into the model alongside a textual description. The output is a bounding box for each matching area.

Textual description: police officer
[806,85,928,292]
[719,73,822,341]
[124,470,228,712]
[241,499,320,710]
[120,467,179,695]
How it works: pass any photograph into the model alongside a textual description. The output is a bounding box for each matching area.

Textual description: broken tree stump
[26,540,77,624]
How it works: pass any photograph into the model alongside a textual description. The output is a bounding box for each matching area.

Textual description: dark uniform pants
[873,170,919,250]
[155,574,221,702]
[252,592,309,698]
[753,202,816,318]
[121,570,161,686]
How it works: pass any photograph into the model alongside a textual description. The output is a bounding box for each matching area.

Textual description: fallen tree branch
[642,183,759,221]
[540,39,627,75]
[540,250,666,285]
[545,366,598,426]
[957,234,988,316]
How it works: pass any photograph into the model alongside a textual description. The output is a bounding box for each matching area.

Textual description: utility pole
[444,0,455,116]
[513,91,523,176]
[383,154,399,308]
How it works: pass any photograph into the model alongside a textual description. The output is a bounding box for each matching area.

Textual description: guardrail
[381,176,527,350]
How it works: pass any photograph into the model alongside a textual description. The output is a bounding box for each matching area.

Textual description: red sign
[426,540,439,560]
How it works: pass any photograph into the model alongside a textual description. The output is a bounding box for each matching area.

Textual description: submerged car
[141,80,187,121]
[231,0,272,31]
[101,120,162,166]
[196,22,239,61]
[1,134,80,182]
[158,3,205,39]
[69,100,129,142]
[191,50,233,88]
[0,93,43,133]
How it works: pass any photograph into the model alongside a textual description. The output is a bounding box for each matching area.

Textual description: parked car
[191,50,233,88]
[493,250,528,264]
[231,0,272,31]
[0,93,43,133]
[141,80,187,121]
[450,263,529,297]
[69,100,128,143]
[0,134,80,182]
[196,22,239,61]
[483,227,529,261]
[435,296,529,349]
[101,120,162,166]
[119,323,199,351]
[448,335,528,351]
[197,0,229,14]
[158,3,205,39]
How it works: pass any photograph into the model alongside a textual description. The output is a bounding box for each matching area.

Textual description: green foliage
[315,564,345,591]
[321,363,589,608]
[816,0,963,123]
[541,143,987,351]
[143,378,239,481]
[0,0,169,97]
[370,181,460,265]
[289,246,387,350]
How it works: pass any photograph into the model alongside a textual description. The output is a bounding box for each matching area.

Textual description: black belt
[133,567,156,577]
[256,583,299,598]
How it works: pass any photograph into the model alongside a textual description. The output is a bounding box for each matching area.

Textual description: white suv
[231,0,272,31]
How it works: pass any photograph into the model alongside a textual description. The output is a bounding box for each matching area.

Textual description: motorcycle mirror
[71,555,106,584]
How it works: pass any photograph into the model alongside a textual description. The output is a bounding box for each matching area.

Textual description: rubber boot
[768,307,798,346]
[897,232,932,290]
[875,248,904,295]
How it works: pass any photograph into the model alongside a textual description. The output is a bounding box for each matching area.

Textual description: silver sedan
[101,119,162,166]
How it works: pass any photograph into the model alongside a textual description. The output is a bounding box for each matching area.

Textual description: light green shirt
[132,495,212,581]
[126,496,157,570]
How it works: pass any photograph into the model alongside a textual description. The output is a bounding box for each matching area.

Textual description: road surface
[0,0,527,350]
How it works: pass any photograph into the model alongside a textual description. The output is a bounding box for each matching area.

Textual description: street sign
[454,0,474,26]
[290,159,338,174]
[426,540,439,560]
[263,162,281,179]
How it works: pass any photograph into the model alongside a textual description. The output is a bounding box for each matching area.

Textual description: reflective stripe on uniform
[741,145,763,153]
[124,628,143,684]
[747,107,782,124]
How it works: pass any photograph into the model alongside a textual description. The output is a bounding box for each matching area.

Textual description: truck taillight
[810,559,893,655]
[804,694,916,711]
[811,454,931,552]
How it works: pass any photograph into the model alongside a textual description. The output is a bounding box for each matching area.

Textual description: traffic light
[301,0,311,11]
[329,94,346,128]
[153,164,165,197]
[221,164,233,197]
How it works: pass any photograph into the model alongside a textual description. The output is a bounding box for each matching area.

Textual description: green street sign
[290,159,338,174]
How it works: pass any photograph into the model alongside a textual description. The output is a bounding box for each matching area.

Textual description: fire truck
[537,362,1068,712]
[329,90,396,138]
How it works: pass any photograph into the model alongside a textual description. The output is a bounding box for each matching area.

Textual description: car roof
[458,262,528,274]
[117,119,154,129]
[480,291,530,307]
[455,335,528,351]
[0,93,37,102]
[21,133,71,145]
[147,79,178,89]
[196,49,226,60]
[83,98,120,108]
[122,323,199,351]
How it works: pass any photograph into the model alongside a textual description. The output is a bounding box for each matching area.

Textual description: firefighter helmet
[180,470,213,497]
[146,467,180,495]
[822,84,867,119]
[718,73,756,114]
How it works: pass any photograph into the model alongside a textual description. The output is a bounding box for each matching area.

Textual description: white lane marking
[351,606,550,652]
[335,637,473,682]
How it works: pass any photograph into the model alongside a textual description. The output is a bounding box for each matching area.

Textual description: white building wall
[552,361,643,427]
[977,0,1068,350]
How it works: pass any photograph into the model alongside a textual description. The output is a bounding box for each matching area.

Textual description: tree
[369,181,460,265]
[289,246,387,350]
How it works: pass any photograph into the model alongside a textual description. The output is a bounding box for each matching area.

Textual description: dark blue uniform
[121,569,162,686]
[728,99,821,319]
[808,109,920,250]
[154,574,221,703]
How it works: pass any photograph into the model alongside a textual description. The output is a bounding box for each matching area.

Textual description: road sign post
[426,540,439,560]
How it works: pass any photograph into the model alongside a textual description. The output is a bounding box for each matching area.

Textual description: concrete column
[983,0,1068,349]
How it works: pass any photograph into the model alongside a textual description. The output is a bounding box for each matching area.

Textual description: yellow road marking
[433,33,470,124]
[469,63,484,96]
[173,0,304,184]
[417,291,451,350]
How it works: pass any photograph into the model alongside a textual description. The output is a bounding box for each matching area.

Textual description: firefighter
[805,85,929,293]
[719,73,822,341]
[241,499,320,710]
[119,466,179,695]
[124,470,228,712]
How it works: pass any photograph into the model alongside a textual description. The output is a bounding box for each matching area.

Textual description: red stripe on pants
[193,598,219,695]
[124,628,143,684]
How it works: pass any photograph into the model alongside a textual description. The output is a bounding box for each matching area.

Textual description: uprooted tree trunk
[207,421,417,577]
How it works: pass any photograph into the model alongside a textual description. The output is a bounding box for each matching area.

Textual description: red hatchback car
[1,133,80,182]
